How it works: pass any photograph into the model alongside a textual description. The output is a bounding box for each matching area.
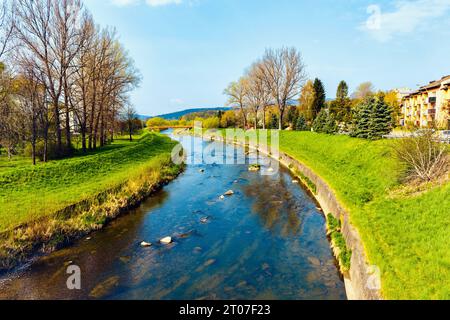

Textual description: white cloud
[111,0,183,7]
[361,0,450,42]
[111,0,139,7]
[146,0,182,6]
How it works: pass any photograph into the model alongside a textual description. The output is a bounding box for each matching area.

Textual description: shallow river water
[0,131,346,300]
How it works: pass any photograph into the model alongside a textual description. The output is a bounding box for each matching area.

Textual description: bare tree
[257,47,307,130]
[246,61,272,129]
[0,0,15,60]
[123,105,137,142]
[224,77,249,129]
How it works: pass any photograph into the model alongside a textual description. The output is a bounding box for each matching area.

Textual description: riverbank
[0,133,183,272]
[196,129,449,300]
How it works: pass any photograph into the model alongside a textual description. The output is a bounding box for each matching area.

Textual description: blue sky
[84,0,450,116]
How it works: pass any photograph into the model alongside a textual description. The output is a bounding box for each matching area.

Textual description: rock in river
[140,241,152,247]
[224,190,234,196]
[160,237,172,245]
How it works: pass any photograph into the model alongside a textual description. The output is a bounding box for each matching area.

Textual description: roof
[403,75,450,98]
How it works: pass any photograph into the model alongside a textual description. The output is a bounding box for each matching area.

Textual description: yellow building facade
[401,75,450,129]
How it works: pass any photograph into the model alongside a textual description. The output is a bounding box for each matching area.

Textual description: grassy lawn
[0,132,178,233]
[277,131,450,299]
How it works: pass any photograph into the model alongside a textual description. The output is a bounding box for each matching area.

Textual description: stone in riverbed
[204,259,216,267]
[140,241,152,247]
[308,257,321,267]
[224,190,234,196]
[200,217,209,224]
[219,195,225,200]
[160,237,172,245]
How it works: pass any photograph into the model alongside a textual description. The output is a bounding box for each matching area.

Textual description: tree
[330,80,352,123]
[351,100,372,139]
[123,105,137,142]
[258,47,307,130]
[353,82,375,101]
[268,112,279,129]
[0,0,14,60]
[352,96,392,140]
[224,78,249,129]
[336,80,349,101]
[295,114,309,131]
[220,110,237,128]
[312,109,327,133]
[286,106,299,128]
[298,79,315,122]
[246,61,272,129]
[369,94,392,139]
[312,78,326,120]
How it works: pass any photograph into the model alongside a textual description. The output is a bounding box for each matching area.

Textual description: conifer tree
[312,78,326,120]
[295,114,309,131]
[312,109,328,133]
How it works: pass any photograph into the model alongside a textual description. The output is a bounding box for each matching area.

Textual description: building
[401,75,450,129]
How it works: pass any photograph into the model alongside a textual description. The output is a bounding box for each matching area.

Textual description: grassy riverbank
[277,132,449,300]
[0,132,182,270]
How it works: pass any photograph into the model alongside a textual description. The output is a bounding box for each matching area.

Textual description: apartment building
[401,75,450,129]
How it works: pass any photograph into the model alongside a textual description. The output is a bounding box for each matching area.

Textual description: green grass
[0,132,178,233]
[277,131,450,299]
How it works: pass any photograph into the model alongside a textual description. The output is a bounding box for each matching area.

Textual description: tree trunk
[262,107,266,130]
[32,113,37,165]
[54,98,62,157]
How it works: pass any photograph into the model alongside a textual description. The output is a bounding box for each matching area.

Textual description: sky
[84,0,450,116]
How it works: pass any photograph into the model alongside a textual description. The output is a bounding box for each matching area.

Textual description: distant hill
[146,107,232,121]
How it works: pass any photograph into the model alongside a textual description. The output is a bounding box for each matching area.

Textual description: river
[0,131,346,300]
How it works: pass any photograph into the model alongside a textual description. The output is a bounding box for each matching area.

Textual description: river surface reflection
[0,131,346,300]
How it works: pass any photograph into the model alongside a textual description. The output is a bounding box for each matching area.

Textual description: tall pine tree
[312,78,326,120]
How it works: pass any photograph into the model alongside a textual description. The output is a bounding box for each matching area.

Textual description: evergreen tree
[352,100,371,138]
[324,113,339,134]
[368,95,393,139]
[312,78,326,120]
[312,109,328,133]
[336,80,349,101]
[295,114,309,131]
[352,97,392,139]
[269,113,279,129]
[287,106,299,127]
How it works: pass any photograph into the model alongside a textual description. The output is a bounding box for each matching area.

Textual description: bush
[394,130,449,182]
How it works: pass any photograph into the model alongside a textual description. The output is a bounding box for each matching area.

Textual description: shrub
[394,130,449,182]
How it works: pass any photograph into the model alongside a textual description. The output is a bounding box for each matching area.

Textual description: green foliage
[312,109,328,132]
[312,78,326,119]
[313,110,338,134]
[336,80,349,101]
[352,96,393,140]
[268,112,279,129]
[286,106,299,127]
[327,213,341,232]
[295,114,309,131]
[202,117,220,129]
